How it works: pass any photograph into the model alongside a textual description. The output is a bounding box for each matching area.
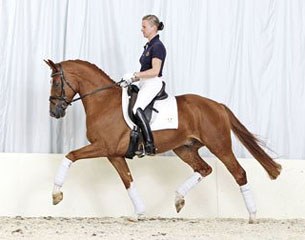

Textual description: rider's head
[141,15,164,40]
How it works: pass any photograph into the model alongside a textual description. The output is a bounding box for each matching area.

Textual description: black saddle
[127,81,168,124]
[124,81,168,159]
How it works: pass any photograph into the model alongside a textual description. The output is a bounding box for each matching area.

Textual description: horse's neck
[76,68,115,97]
[78,72,110,91]
[66,61,122,114]
[66,61,114,95]
[78,78,121,115]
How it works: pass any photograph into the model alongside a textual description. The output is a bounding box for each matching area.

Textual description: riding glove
[119,73,135,88]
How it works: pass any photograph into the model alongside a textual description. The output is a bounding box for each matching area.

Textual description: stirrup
[135,143,145,158]
[145,143,156,156]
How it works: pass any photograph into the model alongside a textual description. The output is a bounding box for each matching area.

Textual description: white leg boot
[175,172,203,213]
[240,183,257,224]
[127,182,145,218]
[52,157,72,205]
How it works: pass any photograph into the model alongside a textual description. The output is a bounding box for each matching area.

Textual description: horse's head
[44,59,78,119]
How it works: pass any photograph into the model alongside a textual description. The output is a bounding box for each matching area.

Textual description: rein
[71,82,120,103]
[50,64,122,105]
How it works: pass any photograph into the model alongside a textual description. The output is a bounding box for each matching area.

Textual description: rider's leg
[134,107,155,155]
[133,77,163,112]
[133,77,163,155]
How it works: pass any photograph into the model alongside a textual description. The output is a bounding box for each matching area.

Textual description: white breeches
[132,77,163,114]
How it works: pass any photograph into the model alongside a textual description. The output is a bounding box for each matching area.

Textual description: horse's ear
[44,59,57,71]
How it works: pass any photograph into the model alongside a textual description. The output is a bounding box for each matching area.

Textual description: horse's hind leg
[210,144,257,223]
[107,156,145,218]
[173,141,212,213]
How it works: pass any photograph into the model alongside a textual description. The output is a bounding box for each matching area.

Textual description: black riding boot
[135,108,156,155]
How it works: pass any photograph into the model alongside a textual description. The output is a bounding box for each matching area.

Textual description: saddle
[125,82,168,159]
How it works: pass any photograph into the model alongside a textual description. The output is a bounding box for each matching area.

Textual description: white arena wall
[0,153,304,219]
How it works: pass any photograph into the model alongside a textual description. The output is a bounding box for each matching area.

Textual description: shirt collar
[144,34,160,49]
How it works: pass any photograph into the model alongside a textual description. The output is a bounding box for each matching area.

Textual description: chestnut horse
[45,59,281,223]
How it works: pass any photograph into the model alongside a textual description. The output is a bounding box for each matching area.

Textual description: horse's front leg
[52,144,145,219]
[107,156,145,218]
[52,143,104,205]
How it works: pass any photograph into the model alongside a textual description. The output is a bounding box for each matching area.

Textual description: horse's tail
[223,104,282,179]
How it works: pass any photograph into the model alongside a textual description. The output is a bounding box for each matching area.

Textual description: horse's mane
[63,59,116,83]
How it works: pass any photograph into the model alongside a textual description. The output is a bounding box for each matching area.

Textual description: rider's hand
[122,73,135,81]
[119,79,133,88]
[119,73,135,88]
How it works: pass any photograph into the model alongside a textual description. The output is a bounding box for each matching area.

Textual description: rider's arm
[133,58,162,80]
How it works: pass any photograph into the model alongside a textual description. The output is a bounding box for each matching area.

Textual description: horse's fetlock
[66,153,77,162]
[197,166,212,177]
[236,169,247,186]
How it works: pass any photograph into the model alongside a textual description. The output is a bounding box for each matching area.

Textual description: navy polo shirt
[139,34,166,77]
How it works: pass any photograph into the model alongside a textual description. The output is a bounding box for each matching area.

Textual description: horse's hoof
[52,192,63,205]
[248,213,257,224]
[126,216,138,222]
[137,213,145,221]
[175,192,185,213]
[126,213,145,222]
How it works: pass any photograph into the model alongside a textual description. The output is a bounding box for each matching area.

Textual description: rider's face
[141,20,157,40]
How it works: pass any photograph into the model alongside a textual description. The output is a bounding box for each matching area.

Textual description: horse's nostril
[61,103,68,109]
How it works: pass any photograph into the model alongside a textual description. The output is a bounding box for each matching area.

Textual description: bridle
[49,64,77,106]
[49,64,121,106]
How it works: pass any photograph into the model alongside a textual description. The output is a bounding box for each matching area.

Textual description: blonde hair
[142,14,164,31]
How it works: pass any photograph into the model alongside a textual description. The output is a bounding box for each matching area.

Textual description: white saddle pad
[122,87,178,131]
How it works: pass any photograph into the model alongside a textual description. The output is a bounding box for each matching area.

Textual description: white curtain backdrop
[0,0,304,159]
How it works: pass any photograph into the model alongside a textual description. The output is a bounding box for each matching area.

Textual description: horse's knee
[66,150,87,162]
[235,169,247,186]
[66,152,77,162]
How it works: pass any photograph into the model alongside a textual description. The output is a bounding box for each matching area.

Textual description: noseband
[49,64,120,107]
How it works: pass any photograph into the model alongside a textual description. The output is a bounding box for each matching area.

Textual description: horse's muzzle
[50,105,66,119]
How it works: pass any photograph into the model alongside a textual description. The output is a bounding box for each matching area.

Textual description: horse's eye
[52,80,60,88]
